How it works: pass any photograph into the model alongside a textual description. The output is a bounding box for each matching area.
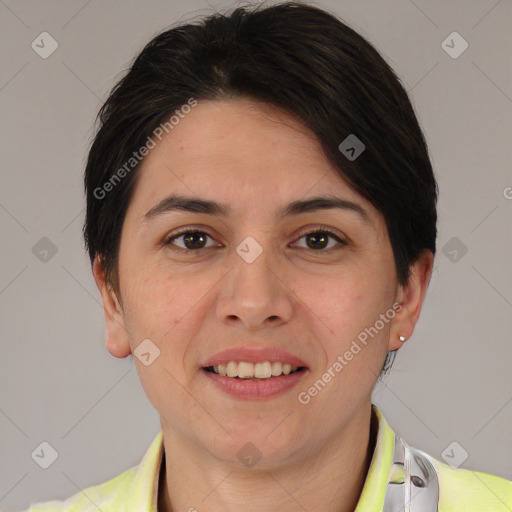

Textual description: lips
[201,346,309,369]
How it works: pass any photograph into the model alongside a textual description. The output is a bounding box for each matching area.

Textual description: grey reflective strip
[383,434,406,512]
[383,434,439,512]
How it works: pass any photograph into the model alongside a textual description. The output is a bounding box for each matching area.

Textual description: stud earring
[399,335,406,342]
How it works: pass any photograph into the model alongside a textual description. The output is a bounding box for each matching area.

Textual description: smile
[201,364,308,400]
[204,361,304,379]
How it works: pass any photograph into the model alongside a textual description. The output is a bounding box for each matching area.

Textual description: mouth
[202,363,307,380]
[201,363,308,400]
[199,346,310,399]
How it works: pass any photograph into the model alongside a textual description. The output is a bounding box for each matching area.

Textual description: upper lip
[201,346,309,368]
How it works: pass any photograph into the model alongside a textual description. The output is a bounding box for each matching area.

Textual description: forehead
[127,98,379,225]
[143,98,331,178]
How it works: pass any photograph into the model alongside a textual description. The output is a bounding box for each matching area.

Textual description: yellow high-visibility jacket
[23,405,511,511]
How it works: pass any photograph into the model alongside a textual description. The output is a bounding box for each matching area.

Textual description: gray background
[1,0,511,510]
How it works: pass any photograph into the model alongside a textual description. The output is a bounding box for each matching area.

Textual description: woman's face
[96,98,424,466]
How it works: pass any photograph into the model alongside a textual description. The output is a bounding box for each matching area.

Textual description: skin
[93,97,433,512]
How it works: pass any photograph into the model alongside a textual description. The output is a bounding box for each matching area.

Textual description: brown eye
[292,227,348,252]
[164,229,217,253]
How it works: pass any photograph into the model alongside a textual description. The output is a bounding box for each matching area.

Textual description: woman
[25,2,511,511]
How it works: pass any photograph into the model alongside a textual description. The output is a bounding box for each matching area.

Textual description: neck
[158,403,378,512]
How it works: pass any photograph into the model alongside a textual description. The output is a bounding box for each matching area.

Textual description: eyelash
[163,226,348,255]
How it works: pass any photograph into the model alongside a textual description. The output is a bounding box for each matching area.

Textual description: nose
[215,237,294,330]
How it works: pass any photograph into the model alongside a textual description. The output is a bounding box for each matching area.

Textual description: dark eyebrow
[144,194,372,226]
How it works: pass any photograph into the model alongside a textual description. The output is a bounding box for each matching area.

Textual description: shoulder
[22,430,164,512]
[374,406,511,511]
[23,466,137,512]
[426,453,512,511]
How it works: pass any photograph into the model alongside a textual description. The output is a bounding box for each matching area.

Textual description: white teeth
[226,361,238,377]
[254,362,272,378]
[209,361,300,379]
[237,361,254,379]
[271,361,282,376]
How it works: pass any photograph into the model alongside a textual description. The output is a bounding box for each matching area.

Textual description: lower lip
[201,368,307,400]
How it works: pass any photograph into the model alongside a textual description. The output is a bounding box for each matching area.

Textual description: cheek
[120,269,186,341]
[294,265,374,322]
[121,273,197,396]
[294,264,392,358]
[121,264,223,349]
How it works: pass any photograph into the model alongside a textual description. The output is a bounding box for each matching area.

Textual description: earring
[399,335,406,342]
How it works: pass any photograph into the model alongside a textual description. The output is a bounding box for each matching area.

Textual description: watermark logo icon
[237,442,262,468]
[338,134,365,161]
[31,32,58,59]
[441,32,468,59]
[32,237,58,263]
[442,236,468,263]
[31,441,59,469]
[441,441,468,468]
[236,236,263,264]
[133,338,161,366]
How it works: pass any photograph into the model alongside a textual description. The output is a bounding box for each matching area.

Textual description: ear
[389,249,434,351]
[92,256,132,358]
